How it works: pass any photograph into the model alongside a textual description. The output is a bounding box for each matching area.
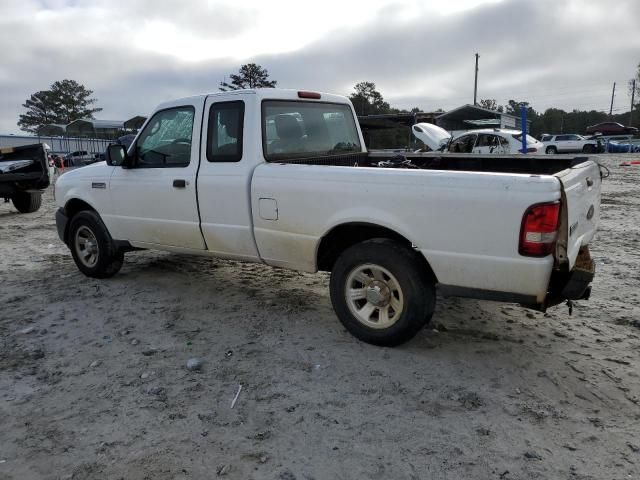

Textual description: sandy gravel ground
[1,154,639,480]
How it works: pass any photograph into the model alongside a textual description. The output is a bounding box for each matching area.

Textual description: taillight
[298,91,321,99]
[519,202,561,257]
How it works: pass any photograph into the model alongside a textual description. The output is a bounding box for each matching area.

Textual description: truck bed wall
[251,162,562,301]
[266,151,591,176]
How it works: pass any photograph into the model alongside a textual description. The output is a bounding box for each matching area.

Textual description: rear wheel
[11,192,42,213]
[545,146,557,154]
[69,210,124,278]
[329,239,435,346]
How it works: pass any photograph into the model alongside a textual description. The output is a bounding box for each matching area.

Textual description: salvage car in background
[412,124,544,154]
[541,134,599,154]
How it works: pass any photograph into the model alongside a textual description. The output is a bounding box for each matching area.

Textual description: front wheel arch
[63,198,98,244]
[68,210,124,278]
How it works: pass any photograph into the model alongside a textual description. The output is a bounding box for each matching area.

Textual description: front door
[107,103,205,250]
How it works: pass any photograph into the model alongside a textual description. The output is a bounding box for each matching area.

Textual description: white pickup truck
[54,89,601,346]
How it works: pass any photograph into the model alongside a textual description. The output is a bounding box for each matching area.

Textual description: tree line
[18,62,640,142]
[478,97,640,138]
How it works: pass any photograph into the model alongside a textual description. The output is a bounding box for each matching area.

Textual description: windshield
[262,101,361,160]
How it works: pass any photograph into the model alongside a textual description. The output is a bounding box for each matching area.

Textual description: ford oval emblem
[586,205,595,220]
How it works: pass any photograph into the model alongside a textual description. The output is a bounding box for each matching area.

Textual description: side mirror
[106,144,128,167]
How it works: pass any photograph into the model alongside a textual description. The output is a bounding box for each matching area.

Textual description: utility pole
[630,79,636,126]
[609,81,616,116]
[473,53,479,106]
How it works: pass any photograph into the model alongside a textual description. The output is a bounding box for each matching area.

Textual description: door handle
[173,179,187,188]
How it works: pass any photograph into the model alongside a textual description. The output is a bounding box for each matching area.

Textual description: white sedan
[412,124,545,155]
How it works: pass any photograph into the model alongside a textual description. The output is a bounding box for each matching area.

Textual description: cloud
[0,0,639,133]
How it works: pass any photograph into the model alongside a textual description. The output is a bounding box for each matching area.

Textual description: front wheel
[582,144,595,153]
[329,239,435,346]
[545,146,557,154]
[68,210,124,278]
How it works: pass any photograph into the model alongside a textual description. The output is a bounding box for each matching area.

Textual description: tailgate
[555,160,601,269]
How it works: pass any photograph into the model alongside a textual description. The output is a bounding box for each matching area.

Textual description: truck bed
[267,151,592,176]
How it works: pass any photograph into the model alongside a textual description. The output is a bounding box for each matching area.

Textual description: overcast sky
[1,0,639,134]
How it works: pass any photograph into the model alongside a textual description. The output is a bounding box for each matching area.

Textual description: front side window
[262,101,361,160]
[449,134,477,153]
[207,101,244,162]
[135,106,194,168]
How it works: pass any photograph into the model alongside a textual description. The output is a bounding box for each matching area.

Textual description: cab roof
[156,89,351,111]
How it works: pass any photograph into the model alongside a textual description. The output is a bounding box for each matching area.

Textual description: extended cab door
[555,161,601,269]
[195,92,261,261]
[107,102,205,249]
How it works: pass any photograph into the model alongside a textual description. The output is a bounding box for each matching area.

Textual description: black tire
[68,210,124,278]
[329,239,435,346]
[11,192,42,213]
[545,146,557,154]
[582,144,595,154]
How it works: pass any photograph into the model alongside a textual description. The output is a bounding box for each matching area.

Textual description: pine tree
[219,63,277,91]
[17,79,102,133]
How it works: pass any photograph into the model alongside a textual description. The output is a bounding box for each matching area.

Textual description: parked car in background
[411,125,544,154]
[541,134,599,154]
[447,129,544,155]
[64,150,95,166]
[585,122,638,136]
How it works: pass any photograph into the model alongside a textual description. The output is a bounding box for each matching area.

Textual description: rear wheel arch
[316,222,438,283]
[329,237,436,346]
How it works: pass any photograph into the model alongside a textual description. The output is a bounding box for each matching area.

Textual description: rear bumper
[438,247,595,312]
[544,246,595,309]
[55,207,68,244]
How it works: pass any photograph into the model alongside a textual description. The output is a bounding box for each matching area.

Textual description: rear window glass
[262,101,361,160]
[512,133,538,144]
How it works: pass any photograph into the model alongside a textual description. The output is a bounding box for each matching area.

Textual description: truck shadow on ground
[115,251,556,355]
